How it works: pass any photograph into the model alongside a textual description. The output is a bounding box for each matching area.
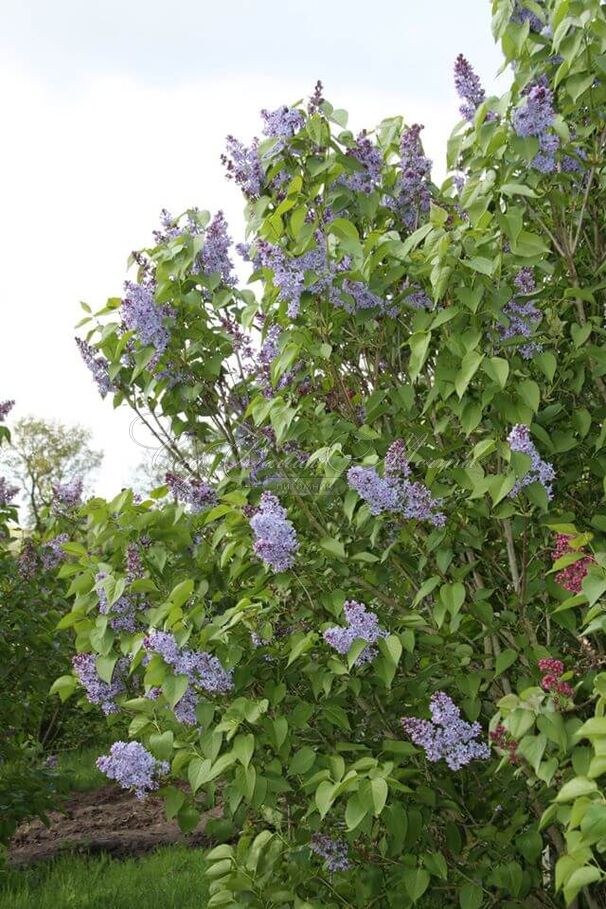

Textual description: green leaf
[320,537,346,559]
[370,778,388,816]
[555,776,598,802]
[233,734,255,768]
[169,579,194,608]
[495,648,517,678]
[455,351,484,398]
[150,730,174,762]
[403,868,430,903]
[345,793,369,831]
[459,882,483,909]
[482,357,509,388]
[409,332,431,381]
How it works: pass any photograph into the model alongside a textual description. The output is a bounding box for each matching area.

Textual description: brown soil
[8,785,221,867]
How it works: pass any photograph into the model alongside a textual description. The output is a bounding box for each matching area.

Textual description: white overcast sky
[0,0,504,497]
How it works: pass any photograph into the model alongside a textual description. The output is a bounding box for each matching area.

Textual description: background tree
[0,417,102,527]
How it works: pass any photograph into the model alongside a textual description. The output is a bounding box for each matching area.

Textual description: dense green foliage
[49,0,606,905]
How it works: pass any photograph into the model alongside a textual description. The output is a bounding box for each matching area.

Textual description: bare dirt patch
[8,785,220,866]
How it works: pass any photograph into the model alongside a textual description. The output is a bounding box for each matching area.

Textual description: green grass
[54,746,105,792]
[0,846,209,909]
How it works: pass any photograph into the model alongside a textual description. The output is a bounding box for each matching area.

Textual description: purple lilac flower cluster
[495,268,542,358]
[256,239,331,319]
[72,653,128,715]
[52,477,83,508]
[404,285,434,310]
[339,132,383,193]
[346,466,401,515]
[511,0,543,31]
[324,600,388,666]
[95,571,139,633]
[165,473,218,512]
[222,136,264,198]
[347,442,445,526]
[338,279,386,314]
[0,400,14,422]
[199,211,236,286]
[395,124,432,229]
[512,82,559,173]
[143,629,233,697]
[261,105,305,143]
[41,533,69,570]
[249,492,299,572]
[310,834,351,872]
[454,54,487,122]
[122,282,174,366]
[96,741,169,800]
[401,692,490,771]
[507,424,555,499]
[75,337,114,398]
[0,476,18,507]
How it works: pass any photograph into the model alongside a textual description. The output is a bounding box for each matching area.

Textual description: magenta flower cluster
[249,492,299,572]
[401,692,490,771]
[96,741,169,800]
[324,600,388,665]
[507,424,555,499]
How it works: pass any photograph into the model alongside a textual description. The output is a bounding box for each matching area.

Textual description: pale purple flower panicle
[41,533,69,570]
[249,492,299,572]
[200,211,236,286]
[0,476,18,507]
[72,653,127,715]
[261,105,305,140]
[96,741,169,799]
[310,834,351,872]
[256,239,331,319]
[497,268,542,358]
[222,135,264,198]
[511,0,543,31]
[323,599,388,665]
[401,692,490,771]
[384,439,411,479]
[143,629,233,696]
[507,424,555,499]
[396,124,432,228]
[0,400,15,422]
[454,54,486,121]
[347,460,444,525]
[75,337,114,398]
[95,570,138,633]
[122,282,173,365]
[165,473,217,512]
[339,132,383,193]
[53,477,83,508]
[404,285,434,310]
[347,466,401,515]
[512,82,559,172]
[338,279,386,314]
